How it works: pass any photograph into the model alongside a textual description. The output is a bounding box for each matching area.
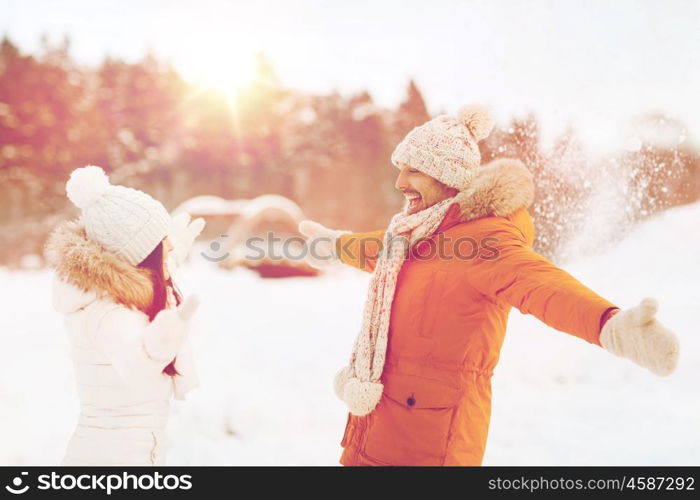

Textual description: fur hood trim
[454,157,534,222]
[45,220,154,311]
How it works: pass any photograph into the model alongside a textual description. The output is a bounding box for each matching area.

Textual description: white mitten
[298,220,350,270]
[599,298,680,376]
[145,295,200,361]
[168,212,206,269]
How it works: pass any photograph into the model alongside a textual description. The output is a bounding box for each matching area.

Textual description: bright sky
[3,0,699,153]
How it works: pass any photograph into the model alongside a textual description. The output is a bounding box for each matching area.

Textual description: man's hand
[168,212,206,269]
[600,297,680,376]
[298,220,350,270]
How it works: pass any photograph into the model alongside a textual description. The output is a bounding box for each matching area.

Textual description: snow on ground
[1,201,698,465]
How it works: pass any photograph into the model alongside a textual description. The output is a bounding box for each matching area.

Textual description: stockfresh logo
[5,472,29,495]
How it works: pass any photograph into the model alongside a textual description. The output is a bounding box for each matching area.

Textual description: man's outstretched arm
[336,230,385,272]
[463,216,679,375]
[299,220,385,273]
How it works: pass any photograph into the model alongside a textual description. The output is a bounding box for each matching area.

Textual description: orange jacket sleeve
[337,230,385,273]
[464,217,618,346]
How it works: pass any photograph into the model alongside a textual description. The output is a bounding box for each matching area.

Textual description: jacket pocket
[361,372,462,466]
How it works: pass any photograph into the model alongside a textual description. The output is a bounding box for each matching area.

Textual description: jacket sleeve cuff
[598,306,621,342]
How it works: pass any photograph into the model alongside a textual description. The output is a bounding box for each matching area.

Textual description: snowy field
[1,202,698,466]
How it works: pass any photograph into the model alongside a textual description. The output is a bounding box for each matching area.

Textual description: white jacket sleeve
[88,297,198,388]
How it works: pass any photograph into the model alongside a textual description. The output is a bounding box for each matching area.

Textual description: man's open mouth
[405,192,422,211]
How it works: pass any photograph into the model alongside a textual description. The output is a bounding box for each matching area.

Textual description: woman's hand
[168,212,206,269]
[175,295,199,321]
[144,294,200,361]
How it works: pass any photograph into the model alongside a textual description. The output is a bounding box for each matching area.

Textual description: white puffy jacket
[46,220,199,465]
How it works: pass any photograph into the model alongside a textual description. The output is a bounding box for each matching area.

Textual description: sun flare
[182,51,257,102]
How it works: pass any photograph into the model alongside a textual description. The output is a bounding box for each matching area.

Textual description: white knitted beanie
[391,105,495,190]
[65,166,171,265]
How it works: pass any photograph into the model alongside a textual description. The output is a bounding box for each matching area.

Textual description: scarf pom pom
[344,377,384,416]
[333,366,353,401]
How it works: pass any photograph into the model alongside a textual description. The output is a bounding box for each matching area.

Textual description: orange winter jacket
[335,159,618,466]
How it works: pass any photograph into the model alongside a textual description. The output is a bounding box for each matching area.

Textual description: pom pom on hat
[66,165,111,210]
[457,105,494,141]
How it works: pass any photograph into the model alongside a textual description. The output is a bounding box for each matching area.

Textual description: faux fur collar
[44,220,154,312]
[453,157,534,222]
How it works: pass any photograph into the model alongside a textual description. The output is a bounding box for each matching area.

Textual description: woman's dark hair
[137,241,182,376]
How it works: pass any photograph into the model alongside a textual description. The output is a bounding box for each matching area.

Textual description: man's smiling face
[394,164,459,215]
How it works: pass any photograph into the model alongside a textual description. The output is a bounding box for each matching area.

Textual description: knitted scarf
[333,195,458,416]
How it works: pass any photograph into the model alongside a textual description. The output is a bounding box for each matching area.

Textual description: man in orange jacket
[298,105,680,466]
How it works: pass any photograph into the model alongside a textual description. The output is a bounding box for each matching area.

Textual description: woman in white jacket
[45,166,204,466]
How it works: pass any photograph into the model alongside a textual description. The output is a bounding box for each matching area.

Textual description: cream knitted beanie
[65,166,171,265]
[391,105,495,190]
